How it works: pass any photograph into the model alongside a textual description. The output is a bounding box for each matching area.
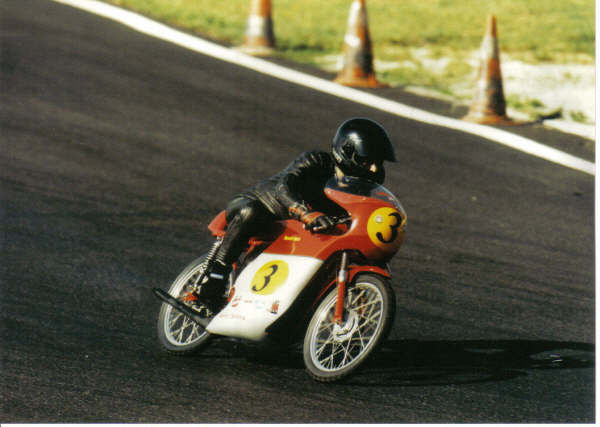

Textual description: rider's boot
[197,261,230,314]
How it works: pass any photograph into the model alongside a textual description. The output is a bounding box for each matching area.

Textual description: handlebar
[310,215,352,233]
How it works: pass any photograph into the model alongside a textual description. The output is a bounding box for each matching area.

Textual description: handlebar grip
[310,216,352,233]
[311,223,328,232]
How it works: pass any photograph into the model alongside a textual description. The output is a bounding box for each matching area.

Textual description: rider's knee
[226,196,262,226]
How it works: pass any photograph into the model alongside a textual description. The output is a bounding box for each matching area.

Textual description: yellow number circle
[250,260,289,295]
[367,207,404,251]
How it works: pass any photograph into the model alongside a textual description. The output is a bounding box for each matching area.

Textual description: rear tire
[157,255,213,355]
[303,273,395,382]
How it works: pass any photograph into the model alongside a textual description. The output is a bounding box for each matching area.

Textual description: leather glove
[300,211,336,233]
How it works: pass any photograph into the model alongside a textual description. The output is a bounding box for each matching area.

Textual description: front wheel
[303,273,396,382]
[157,255,213,354]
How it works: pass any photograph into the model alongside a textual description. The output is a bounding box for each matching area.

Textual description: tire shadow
[204,338,594,387]
[346,339,594,386]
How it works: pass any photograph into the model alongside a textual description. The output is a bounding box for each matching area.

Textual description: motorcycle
[153,175,406,382]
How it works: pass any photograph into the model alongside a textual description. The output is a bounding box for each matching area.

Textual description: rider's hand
[301,211,336,233]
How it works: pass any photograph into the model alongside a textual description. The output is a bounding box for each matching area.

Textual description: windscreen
[325,176,401,209]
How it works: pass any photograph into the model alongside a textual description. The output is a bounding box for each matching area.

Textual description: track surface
[1,0,595,423]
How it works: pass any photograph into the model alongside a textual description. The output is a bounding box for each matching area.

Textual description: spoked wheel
[157,255,213,354]
[303,273,395,382]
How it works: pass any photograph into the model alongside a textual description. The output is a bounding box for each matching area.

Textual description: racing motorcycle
[153,175,406,382]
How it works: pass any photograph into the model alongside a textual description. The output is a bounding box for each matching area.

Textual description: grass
[102,0,595,62]
[569,110,589,123]
[102,0,594,116]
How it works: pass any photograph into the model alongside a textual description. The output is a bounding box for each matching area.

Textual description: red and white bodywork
[205,176,407,341]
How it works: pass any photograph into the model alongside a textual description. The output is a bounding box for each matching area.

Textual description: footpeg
[152,288,211,328]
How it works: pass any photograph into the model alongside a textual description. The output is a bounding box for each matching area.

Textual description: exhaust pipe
[152,288,210,328]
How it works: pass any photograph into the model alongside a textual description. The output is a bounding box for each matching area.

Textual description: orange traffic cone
[239,0,275,56]
[464,15,515,125]
[334,0,386,88]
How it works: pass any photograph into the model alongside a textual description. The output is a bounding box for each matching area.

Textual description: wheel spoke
[352,329,369,350]
[347,288,367,307]
[315,336,335,357]
[186,323,200,343]
[181,317,192,341]
[168,310,181,329]
[309,280,388,374]
[325,342,346,368]
[341,336,356,365]
[315,313,336,358]
[176,318,186,342]
[317,319,335,334]
[353,297,378,312]
[357,308,382,328]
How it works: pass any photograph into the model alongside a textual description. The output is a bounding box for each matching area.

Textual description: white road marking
[52,0,595,176]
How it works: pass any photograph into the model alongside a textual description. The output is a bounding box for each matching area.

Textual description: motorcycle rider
[198,117,396,312]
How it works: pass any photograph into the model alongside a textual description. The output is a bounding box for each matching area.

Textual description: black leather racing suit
[214,150,345,265]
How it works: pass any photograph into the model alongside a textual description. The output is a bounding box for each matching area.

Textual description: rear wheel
[157,255,213,354]
[303,273,395,382]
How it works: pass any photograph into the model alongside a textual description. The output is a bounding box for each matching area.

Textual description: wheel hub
[333,310,359,342]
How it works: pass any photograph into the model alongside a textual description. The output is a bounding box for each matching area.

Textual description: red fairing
[264,188,406,263]
[208,210,227,237]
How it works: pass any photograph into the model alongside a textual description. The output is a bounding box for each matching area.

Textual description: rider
[198,117,396,311]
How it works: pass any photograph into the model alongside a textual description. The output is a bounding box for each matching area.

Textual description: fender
[347,264,391,282]
[315,263,391,305]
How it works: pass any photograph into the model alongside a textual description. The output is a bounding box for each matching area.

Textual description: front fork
[332,252,392,324]
[334,252,348,324]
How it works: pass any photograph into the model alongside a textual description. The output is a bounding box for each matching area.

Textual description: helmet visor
[350,151,385,184]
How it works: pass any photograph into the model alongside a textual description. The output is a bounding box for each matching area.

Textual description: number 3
[250,260,289,295]
[252,264,278,292]
[367,207,405,251]
[376,212,402,244]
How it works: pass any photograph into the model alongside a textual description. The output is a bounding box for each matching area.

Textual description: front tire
[157,255,213,354]
[303,273,395,382]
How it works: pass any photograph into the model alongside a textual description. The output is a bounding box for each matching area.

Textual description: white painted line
[53,0,595,176]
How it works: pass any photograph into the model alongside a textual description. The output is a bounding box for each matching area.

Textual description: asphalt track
[1,0,595,423]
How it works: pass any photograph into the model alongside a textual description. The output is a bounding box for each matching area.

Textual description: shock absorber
[192,238,223,290]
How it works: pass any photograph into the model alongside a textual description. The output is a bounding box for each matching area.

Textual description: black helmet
[331,118,396,184]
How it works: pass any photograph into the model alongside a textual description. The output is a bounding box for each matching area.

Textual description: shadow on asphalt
[345,339,594,387]
[210,338,593,387]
